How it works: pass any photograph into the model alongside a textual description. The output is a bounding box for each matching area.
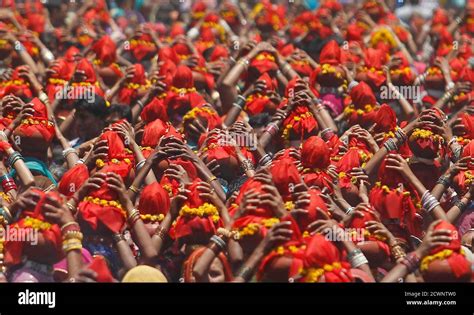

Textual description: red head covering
[2,66,33,99]
[319,40,341,65]
[165,65,206,115]
[344,81,378,126]
[172,179,222,243]
[281,105,318,143]
[270,157,302,201]
[5,189,62,266]
[130,32,157,61]
[14,97,54,143]
[293,234,353,282]
[141,119,182,157]
[78,131,133,233]
[140,97,169,123]
[245,72,277,115]
[118,64,149,105]
[92,36,117,66]
[137,183,170,223]
[373,104,397,134]
[301,136,330,169]
[58,164,90,198]
[420,221,471,282]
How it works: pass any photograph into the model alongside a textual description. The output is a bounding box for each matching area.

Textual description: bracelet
[38,92,50,105]
[60,221,80,233]
[320,128,335,141]
[237,266,253,281]
[455,199,468,212]
[394,128,407,144]
[436,175,451,187]
[238,58,249,68]
[217,227,241,241]
[210,234,227,250]
[350,252,369,268]
[66,202,77,215]
[62,148,77,158]
[400,251,420,273]
[137,100,144,110]
[154,225,168,240]
[345,207,354,215]
[62,230,83,241]
[383,138,398,151]
[421,190,440,213]
[347,80,359,92]
[112,233,126,243]
[1,178,17,193]
[455,16,463,25]
[0,207,12,224]
[76,159,85,165]
[136,160,146,170]
[347,248,363,260]
[258,153,273,167]
[208,176,217,183]
[390,244,407,261]
[127,208,140,225]
[241,159,255,172]
[265,122,279,136]
[7,151,24,168]
[129,185,139,194]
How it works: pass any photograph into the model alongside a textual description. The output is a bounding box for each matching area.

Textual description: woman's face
[208,257,226,283]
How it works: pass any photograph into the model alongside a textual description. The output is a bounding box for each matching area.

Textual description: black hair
[108,104,133,122]
[74,94,109,119]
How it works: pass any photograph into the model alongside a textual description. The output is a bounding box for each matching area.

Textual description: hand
[42,194,75,226]
[169,186,189,219]
[415,220,454,258]
[105,172,133,210]
[73,172,106,202]
[196,181,222,209]
[9,188,42,216]
[257,221,293,254]
[70,267,97,283]
[164,164,190,186]
[365,220,396,245]
[83,139,109,170]
[307,218,342,237]
[450,156,471,176]
[258,184,286,218]
[17,66,42,94]
[385,154,414,180]
[234,188,259,220]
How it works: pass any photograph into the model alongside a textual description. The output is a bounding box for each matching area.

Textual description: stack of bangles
[154,225,168,240]
[390,242,407,261]
[265,122,279,137]
[7,151,24,168]
[383,138,399,151]
[209,235,227,253]
[238,58,249,69]
[127,208,140,226]
[232,95,246,109]
[455,199,469,212]
[448,137,462,159]
[348,248,369,268]
[0,174,16,192]
[61,222,83,254]
[320,128,335,141]
[258,153,272,167]
[394,128,407,143]
[400,251,421,273]
[436,174,451,187]
[0,206,12,224]
[421,190,440,213]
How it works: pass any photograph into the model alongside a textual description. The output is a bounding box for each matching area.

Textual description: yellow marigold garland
[179,202,220,223]
[420,248,465,272]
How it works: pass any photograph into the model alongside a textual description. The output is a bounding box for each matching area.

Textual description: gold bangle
[129,185,139,193]
[128,208,140,225]
[66,202,77,214]
[62,231,83,241]
[154,225,167,240]
[208,176,217,182]
[60,222,79,232]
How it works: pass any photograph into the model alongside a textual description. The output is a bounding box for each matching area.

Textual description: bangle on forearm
[383,138,399,151]
[241,159,255,172]
[258,153,273,167]
[436,175,451,187]
[421,190,440,213]
[345,206,354,215]
[455,199,468,212]
[0,206,12,224]
[112,233,126,243]
[127,208,140,225]
[394,128,407,144]
[232,95,246,109]
[62,148,77,158]
[238,58,249,68]
[136,160,146,170]
[129,184,139,194]
[2,177,17,192]
[209,235,227,252]
[154,225,168,240]
[7,151,24,168]
[136,100,144,110]
[320,128,334,141]
[400,251,420,273]
[265,122,279,136]
[390,243,407,260]
[347,80,359,92]
[348,248,369,268]
[237,266,254,281]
